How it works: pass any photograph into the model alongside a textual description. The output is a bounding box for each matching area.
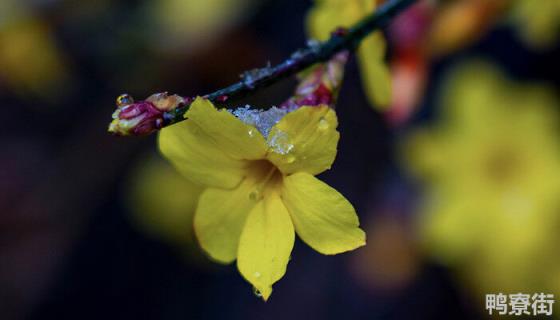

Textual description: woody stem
[163,0,416,124]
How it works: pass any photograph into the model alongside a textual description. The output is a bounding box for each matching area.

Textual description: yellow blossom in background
[146,0,258,52]
[427,0,507,56]
[307,0,392,109]
[126,155,203,255]
[159,98,365,300]
[428,0,560,54]
[401,61,560,297]
[0,17,70,100]
[510,0,560,49]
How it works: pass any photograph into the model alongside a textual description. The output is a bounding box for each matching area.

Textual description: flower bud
[282,51,348,109]
[146,92,186,111]
[108,93,186,136]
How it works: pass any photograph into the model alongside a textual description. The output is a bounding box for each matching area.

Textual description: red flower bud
[108,93,185,136]
[281,51,348,109]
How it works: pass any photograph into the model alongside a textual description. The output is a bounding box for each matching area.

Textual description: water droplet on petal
[268,130,294,155]
[318,117,329,130]
[248,129,256,137]
[286,155,296,163]
[253,287,263,298]
[254,271,261,278]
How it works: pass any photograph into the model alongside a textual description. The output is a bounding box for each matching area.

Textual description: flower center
[247,160,282,201]
[483,147,522,184]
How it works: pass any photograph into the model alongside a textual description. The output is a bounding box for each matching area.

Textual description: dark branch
[109,0,417,136]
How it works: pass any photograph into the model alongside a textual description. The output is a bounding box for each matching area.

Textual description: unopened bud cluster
[108,92,186,136]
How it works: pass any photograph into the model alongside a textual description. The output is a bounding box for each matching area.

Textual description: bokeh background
[1,0,559,319]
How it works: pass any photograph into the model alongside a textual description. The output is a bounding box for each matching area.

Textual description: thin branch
[108,0,417,136]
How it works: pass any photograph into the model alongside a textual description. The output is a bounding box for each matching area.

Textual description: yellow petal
[282,172,365,254]
[194,176,261,263]
[266,106,339,176]
[512,0,560,48]
[307,0,390,108]
[357,34,392,109]
[307,0,364,40]
[237,191,294,301]
[186,97,267,160]
[158,120,246,188]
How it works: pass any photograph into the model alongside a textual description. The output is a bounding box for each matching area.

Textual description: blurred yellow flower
[427,0,507,56]
[401,61,560,296]
[510,0,560,48]
[147,0,258,52]
[428,0,560,54]
[126,155,203,253]
[0,18,70,100]
[159,98,365,300]
[307,0,392,109]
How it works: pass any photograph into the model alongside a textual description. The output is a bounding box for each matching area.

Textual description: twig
[108,0,417,136]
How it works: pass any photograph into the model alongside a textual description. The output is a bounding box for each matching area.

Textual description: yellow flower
[0,17,70,100]
[427,0,507,56]
[401,61,560,296]
[159,98,365,300]
[307,0,391,109]
[147,0,257,51]
[510,0,560,48]
[428,0,560,53]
